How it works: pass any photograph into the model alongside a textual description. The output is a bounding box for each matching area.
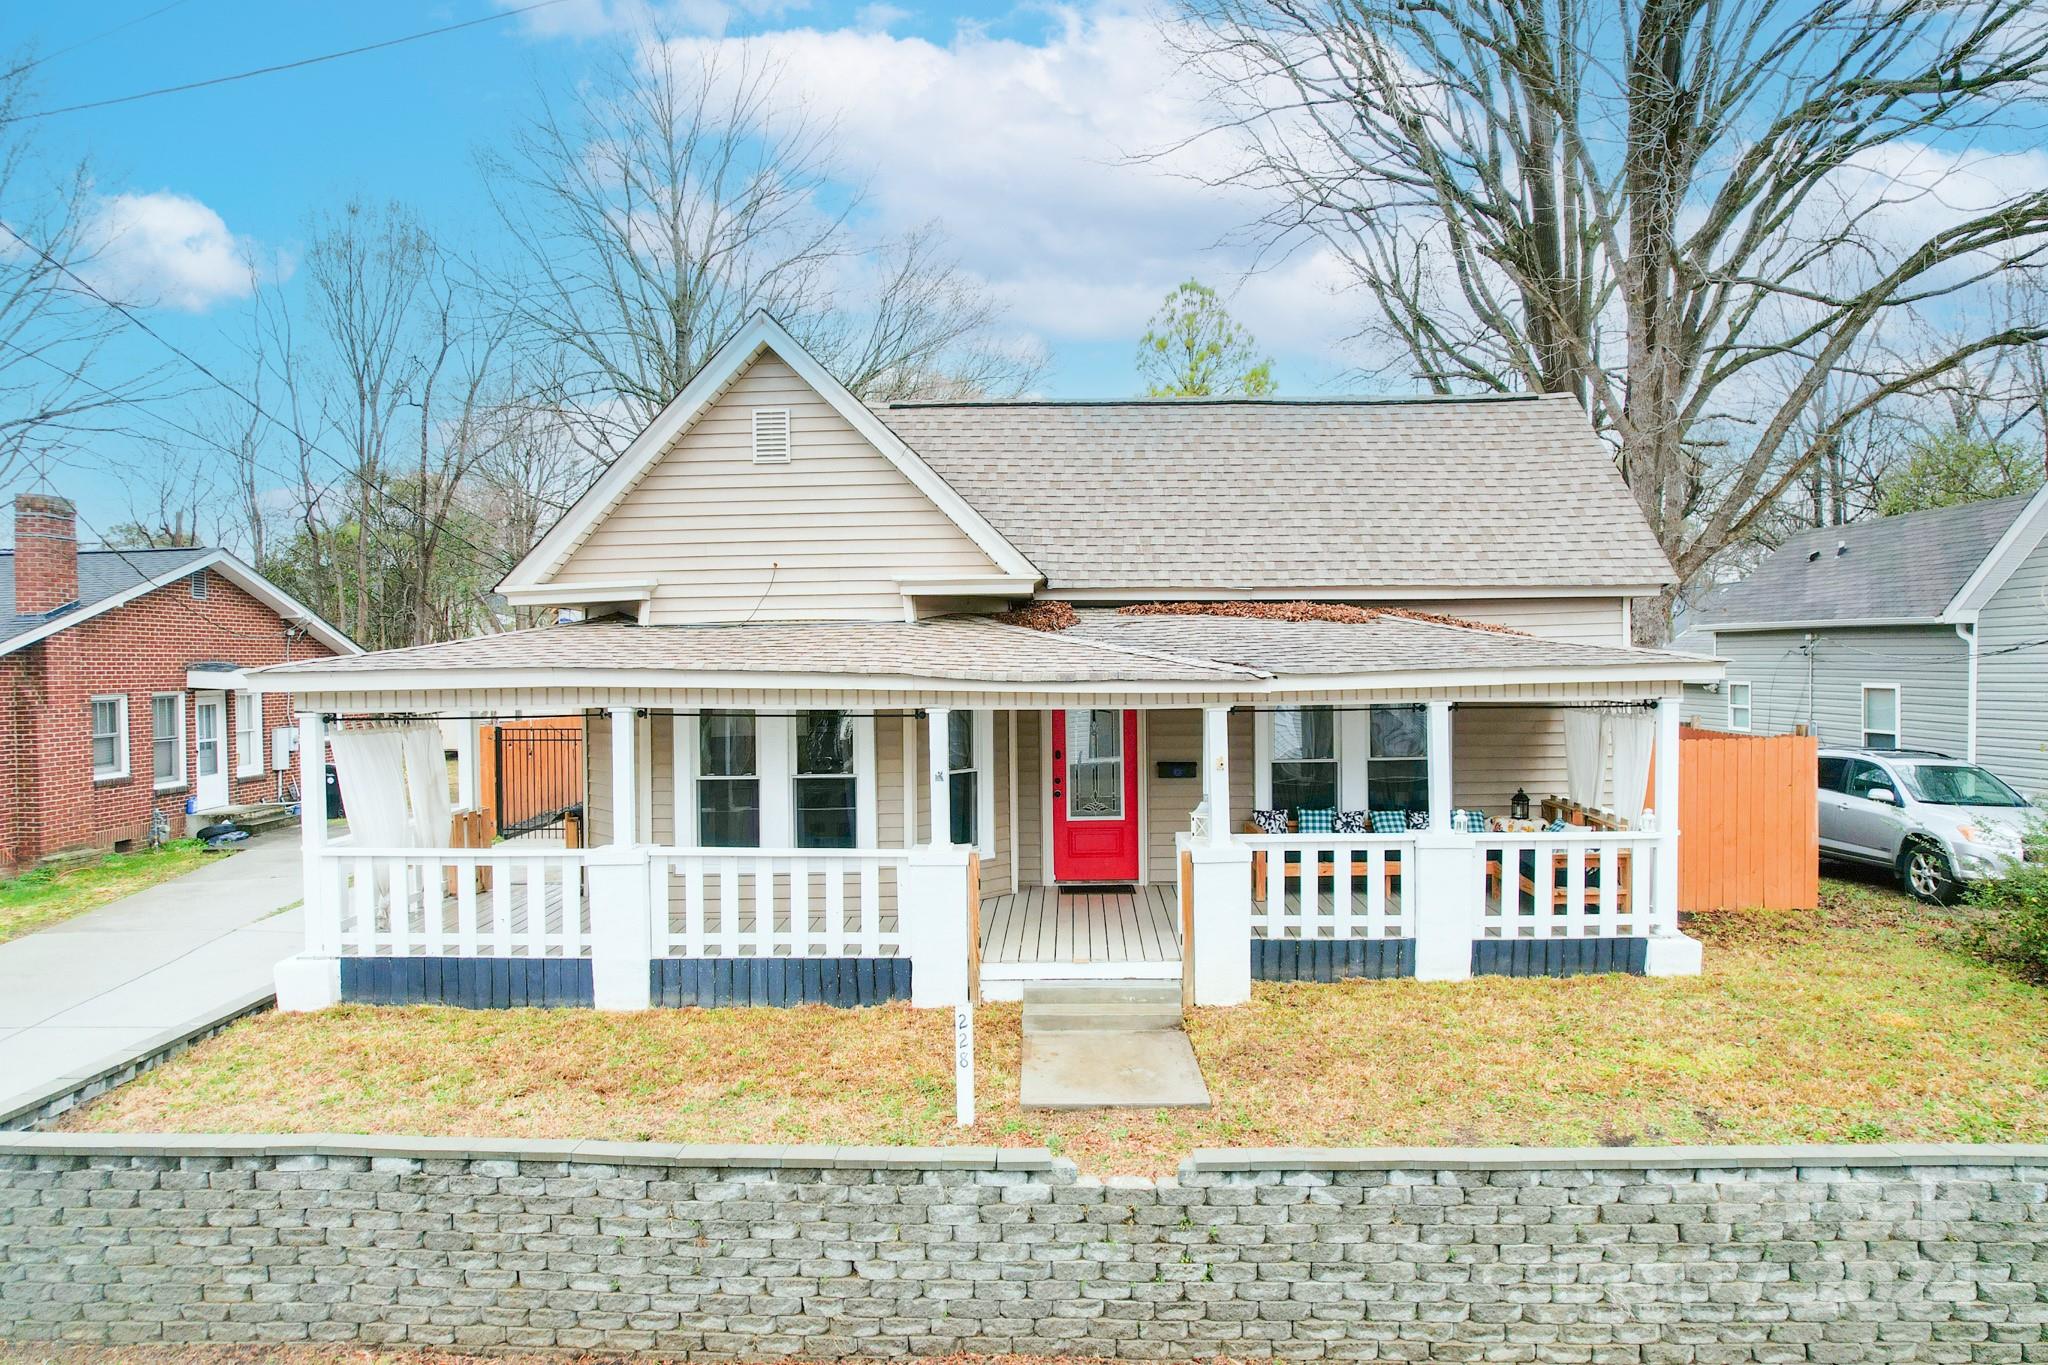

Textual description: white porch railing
[1475,831,1663,940]
[647,847,909,958]
[319,847,590,958]
[1238,834,1419,940]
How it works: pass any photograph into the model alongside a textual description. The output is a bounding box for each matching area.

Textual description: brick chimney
[13,492,79,616]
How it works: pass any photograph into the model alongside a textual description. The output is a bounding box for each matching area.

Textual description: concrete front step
[1021,980,1184,1035]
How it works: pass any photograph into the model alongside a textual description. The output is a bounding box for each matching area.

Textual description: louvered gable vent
[751,407,791,464]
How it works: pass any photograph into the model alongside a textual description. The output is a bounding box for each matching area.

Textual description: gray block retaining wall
[2,1134,2044,1361]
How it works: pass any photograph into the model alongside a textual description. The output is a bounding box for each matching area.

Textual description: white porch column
[1412,698,1475,982]
[926,706,954,847]
[608,705,638,847]
[1425,700,1454,832]
[1201,705,1232,846]
[276,709,340,1011]
[903,843,974,1007]
[1644,696,1702,976]
[587,703,654,1008]
[1186,839,1252,1005]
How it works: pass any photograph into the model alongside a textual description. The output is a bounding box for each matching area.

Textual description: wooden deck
[979,885,1181,966]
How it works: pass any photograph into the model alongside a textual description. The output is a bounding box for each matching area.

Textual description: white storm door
[194,694,230,812]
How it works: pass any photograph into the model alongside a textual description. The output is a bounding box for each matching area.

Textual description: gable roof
[499,312,1040,595]
[0,546,360,659]
[1697,492,2041,631]
[874,394,1677,595]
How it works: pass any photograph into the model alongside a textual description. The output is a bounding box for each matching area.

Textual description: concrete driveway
[0,830,304,1117]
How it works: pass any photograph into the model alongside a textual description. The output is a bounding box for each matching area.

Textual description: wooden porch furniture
[1242,818,1405,903]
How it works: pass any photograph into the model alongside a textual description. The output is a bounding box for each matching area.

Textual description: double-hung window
[234,692,264,777]
[1270,706,1338,814]
[947,711,979,846]
[90,695,128,781]
[1727,682,1752,732]
[794,711,857,848]
[1861,685,1899,750]
[152,693,185,789]
[1366,705,1428,812]
[697,711,760,847]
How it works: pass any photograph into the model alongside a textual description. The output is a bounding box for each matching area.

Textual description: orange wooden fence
[1679,726,1818,912]
[479,716,585,843]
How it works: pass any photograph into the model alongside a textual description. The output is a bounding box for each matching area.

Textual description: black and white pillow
[1333,810,1369,835]
[1407,811,1431,831]
[1250,808,1290,834]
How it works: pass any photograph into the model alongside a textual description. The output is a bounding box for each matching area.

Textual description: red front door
[1051,709,1140,883]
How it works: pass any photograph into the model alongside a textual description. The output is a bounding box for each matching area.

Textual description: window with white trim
[152,693,185,789]
[947,711,979,846]
[1366,705,1428,812]
[1271,706,1337,815]
[234,692,264,777]
[697,711,759,846]
[1727,682,1752,732]
[793,711,857,849]
[90,695,128,781]
[1861,684,1899,749]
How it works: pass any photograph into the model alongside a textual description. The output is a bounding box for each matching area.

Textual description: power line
[0,221,518,586]
[3,0,570,124]
[1,0,200,82]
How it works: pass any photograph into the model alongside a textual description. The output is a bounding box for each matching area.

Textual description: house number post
[953,1003,974,1127]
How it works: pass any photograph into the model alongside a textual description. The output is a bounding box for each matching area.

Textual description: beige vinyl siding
[1144,709,1204,876]
[1420,596,1631,645]
[876,713,908,848]
[585,711,610,845]
[1015,710,1043,884]
[983,714,1014,899]
[1968,534,2048,799]
[551,350,1000,622]
[1451,704,1566,817]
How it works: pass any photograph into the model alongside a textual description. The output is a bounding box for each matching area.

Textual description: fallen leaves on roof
[1114,600,1528,635]
[994,600,1079,633]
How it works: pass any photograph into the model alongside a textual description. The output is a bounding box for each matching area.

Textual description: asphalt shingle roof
[1695,495,2033,628]
[874,394,1676,593]
[264,609,1700,688]
[0,546,211,648]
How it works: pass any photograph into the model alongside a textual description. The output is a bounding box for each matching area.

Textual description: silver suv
[1818,747,2039,903]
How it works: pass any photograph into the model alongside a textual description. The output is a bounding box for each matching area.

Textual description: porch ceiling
[254,609,1719,711]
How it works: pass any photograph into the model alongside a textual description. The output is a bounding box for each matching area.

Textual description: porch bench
[1484,847,1633,913]
[1242,819,1404,903]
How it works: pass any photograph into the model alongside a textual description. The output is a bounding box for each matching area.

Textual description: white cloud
[83,191,260,313]
[504,0,809,40]
[853,3,909,31]
[654,5,1360,386]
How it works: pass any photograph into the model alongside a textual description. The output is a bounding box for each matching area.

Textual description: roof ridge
[882,392,1560,410]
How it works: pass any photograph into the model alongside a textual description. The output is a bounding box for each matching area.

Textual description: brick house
[0,492,358,874]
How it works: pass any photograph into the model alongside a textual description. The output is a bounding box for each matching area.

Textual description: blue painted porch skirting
[339,956,593,1008]
[650,957,912,1008]
[1251,938,1416,981]
[1471,937,1648,977]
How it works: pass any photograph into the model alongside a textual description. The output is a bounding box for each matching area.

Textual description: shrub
[1964,822,2048,982]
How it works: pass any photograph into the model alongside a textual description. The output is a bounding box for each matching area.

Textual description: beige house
[262,312,1718,1013]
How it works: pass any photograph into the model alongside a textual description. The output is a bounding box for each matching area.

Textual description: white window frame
[151,691,186,790]
[234,691,264,778]
[1258,705,1430,815]
[1726,681,1752,732]
[90,694,129,782]
[1860,683,1901,749]
[682,709,878,851]
[793,711,861,850]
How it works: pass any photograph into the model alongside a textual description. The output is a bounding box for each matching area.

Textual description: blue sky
[6,1,1362,537]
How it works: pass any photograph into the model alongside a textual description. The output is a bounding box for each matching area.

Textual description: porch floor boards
[980,885,1181,966]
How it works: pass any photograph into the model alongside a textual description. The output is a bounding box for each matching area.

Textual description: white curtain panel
[1562,710,1606,809]
[328,727,414,849]
[400,723,453,848]
[1608,712,1657,827]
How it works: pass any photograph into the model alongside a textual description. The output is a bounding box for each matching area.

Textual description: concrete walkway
[0,831,303,1117]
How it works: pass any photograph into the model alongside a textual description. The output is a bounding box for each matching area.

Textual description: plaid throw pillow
[1370,809,1409,835]
[1407,811,1430,831]
[1334,810,1369,834]
[1251,808,1289,834]
[1546,817,1573,832]
[1297,808,1336,834]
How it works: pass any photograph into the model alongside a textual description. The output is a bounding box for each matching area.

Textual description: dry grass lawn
[62,876,2048,1175]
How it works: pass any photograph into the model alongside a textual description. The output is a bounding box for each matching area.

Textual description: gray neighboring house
[1691,488,2048,797]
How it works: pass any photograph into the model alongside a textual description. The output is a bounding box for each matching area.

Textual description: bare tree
[483,36,1039,455]
[1170,0,2048,639]
[0,55,156,499]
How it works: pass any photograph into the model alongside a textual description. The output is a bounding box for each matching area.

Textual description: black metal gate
[492,726,584,838]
